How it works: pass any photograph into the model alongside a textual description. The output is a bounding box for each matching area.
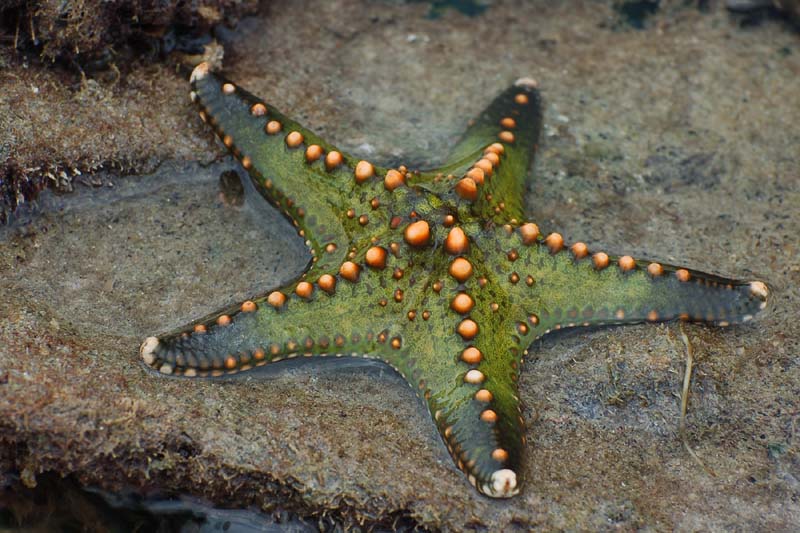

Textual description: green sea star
[140,62,770,498]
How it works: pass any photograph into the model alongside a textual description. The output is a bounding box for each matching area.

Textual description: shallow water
[1,473,319,532]
[4,161,309,339]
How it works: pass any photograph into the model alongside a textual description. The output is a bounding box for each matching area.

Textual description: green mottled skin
[141,66,769,498]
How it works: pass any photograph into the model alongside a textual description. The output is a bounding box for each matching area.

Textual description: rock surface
[1,1,799,530]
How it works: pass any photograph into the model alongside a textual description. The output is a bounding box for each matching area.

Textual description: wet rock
[1,1,799,530]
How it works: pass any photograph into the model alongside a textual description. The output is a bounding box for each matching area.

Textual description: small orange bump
[223,134,234,148]
[224,356,237,370]
[217,314,231,326]
[519,223,540,244]
[484,151,500,166]
[391,337,402,349]
[498,131,515,143]
[474,159,494,177]
[466,167,485,185]
[517,322,528,335]
[619,255,636,271]
[325,150,344,170]
[480,410,498,423]
[407,310,417,321]
[509,272,520,284]
[528,314,539,325]
[241,300,257,312]
[250,103,267,116]
[318,274,336,293]
[266,120,282,134]
[253,348,266,360]
[194,324,207,334]
[241,156,252,170]
[514,93,529,105]
[346,208,355,218]
[647,262,664,277]
[507,249,519,261]
[449,257,473,282]
[545,232,564,253]
[325,243,337,253]
[593,252,610,270]
[404,220,431,247]
[365,246,387,269]
[571,242,589,259]
[222,83,235,94]
[355,160,374,183]
[457,319,479,340]
[422,310,431,320]
[451,293,475,314]
[443,214,455,227]
[267,291,286,308]
[358,214,369,226]
[500,117,517,129]
[455,177,478,201]
[285,131,304,148]
[305,144,323,162]
[295,281,313,298]
[461,346,482,364]
[647,310,659,322]
[676,269,691,282]
[445,227,469,255]
[485,142,505,155]
[384,169,405,191]
[432,280,443,292]
[475,389,493,402]
[464,369,485,384]
[491,448,509,462]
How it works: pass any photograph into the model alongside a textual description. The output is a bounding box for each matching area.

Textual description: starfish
[140,62,770,498]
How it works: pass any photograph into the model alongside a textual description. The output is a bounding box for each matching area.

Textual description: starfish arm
[390,304,525,498]
[189,63,401,275]
[485,224,770,336]
[139,262,400,377]
[419,78,543,223]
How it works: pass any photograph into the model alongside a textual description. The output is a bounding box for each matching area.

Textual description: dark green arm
[190,63,408,277]
[418,78,543,224]
[478,223,769,337]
